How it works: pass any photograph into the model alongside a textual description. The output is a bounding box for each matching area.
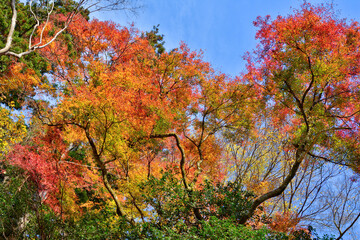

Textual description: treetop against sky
[96,0,360,76]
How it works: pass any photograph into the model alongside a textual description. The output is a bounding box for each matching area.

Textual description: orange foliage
[268,211,302,235]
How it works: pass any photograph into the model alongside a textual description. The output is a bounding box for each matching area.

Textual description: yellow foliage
[0,107,27,155]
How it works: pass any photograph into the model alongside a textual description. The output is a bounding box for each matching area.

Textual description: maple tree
[32,16,244,224]
[239,2,360,224]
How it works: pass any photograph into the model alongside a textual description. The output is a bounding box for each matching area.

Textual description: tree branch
[150,133,203,221]
[0,0,17,55]
[84,126,133,224]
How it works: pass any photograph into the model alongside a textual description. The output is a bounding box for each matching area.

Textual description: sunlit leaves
[0,106,26,154]
[245,2,360,168]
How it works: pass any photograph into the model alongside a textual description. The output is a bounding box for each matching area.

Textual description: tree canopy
[0,2,359,239]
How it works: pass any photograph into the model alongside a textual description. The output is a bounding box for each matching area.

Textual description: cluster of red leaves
[7,127,87,214]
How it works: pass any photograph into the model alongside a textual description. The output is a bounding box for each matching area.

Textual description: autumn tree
[28,15,231,223]
[0,0,114,158]
[0,0,138,120]
[239,2,360,224]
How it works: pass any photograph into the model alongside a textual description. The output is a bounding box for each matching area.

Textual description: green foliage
[140,170,257,225]
[0,166,336,239]
[60,207,130,239]
[127,217,288,240]
[0,0,47,68]
[134,170,285,239]
[143,24,166,55]
[0,164,34,238]
[0,164,64,239]
[200,181,257,221]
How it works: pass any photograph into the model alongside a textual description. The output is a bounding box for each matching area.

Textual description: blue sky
[95,0,360,77]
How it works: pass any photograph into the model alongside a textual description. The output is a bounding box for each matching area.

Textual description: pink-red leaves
[7,127,86,214]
